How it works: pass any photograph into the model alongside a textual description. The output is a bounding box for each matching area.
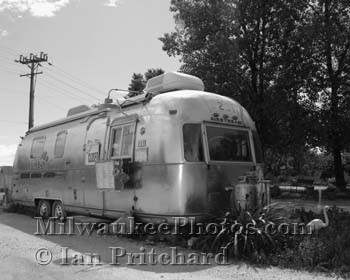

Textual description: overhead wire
[35,95,67,112]
[49,64,106,97]
[0,47,106,100]
[0,66,70,115]
[0,58,97,105]
[0,45,106,124]
[0,45,106,105]
[32,65,67,112]
[0,46,106,98]
[44,71,101,102]
[38,77,96,104]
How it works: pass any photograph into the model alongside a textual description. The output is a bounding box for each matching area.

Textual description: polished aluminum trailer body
[12,86,265,223]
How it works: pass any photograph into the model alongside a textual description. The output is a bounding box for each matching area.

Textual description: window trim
[203,123,254,164]
[54,130,67,158]
[109,121,136,160]
[30,136,46,159]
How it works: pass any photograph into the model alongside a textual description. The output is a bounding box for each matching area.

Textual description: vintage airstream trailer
[11,72,269,223]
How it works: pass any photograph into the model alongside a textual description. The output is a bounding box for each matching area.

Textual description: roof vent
[67,105,90,117]
[144,72,204,94]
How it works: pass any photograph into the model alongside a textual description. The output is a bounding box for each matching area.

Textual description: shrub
[272,206,350,276]
[194,202,292,262]
[194,204,350,277]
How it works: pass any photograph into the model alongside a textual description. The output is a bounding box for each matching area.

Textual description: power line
[0,45,106,99]
[0,65,97,108]
[2,46,105,107]
[36,95,67,112]
[0,84,66,112]
[45,65,106,97]
[44,71,101,101]
[38,77,96,104]
[42,75,97,103]
[37,82,87,105]
[35,80,76,99]
[49,64,106,97]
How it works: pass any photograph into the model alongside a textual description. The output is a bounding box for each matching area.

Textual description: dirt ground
[0,208,345,280]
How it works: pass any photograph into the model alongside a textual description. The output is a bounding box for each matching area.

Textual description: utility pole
[15,52,49,130]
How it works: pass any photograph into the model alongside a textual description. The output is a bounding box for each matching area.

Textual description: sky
[0,0,181,166]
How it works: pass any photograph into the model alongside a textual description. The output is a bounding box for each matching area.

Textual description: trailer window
[31,173,42,179]
[111,127,122,158]
[110,123,135,159]
[31,137,46,158]
[54,131,67,158]
[206,126,252,162]
[183,124,204,162]
[121,124,134,157]
[20,173,30,179]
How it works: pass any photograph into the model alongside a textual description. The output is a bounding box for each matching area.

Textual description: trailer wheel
[52,201,66,219]
[37,200,51,218]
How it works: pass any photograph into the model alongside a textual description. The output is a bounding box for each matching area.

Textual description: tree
[128,73,145,93]
[144,68,165,81]
[128,68,164,96]
[302,0,350,190]
[160,0,313,168]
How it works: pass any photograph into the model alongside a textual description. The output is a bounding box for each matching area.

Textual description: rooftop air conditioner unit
[144,72,204,94]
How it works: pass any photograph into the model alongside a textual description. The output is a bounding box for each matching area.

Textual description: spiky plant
[195,202,293,262]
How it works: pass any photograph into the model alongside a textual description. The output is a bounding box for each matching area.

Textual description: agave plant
[195,202,293,262]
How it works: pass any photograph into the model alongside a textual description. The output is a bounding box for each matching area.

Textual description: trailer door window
[206,126,252,162]
[183,124,204,162]
[110,123,135,159]
[31,136,46,158]
[111,127,122,158]
[121,124,134,157]
[54,131,67,158]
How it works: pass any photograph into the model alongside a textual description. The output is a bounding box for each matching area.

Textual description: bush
[271,206,350,276]
[194,202,291,262]
[194,204,350,277]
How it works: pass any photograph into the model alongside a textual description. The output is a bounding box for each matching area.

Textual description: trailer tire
[52,201,66,219]
[37,200,51,218]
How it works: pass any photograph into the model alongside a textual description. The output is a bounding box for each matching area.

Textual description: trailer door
[97,115,138,215]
